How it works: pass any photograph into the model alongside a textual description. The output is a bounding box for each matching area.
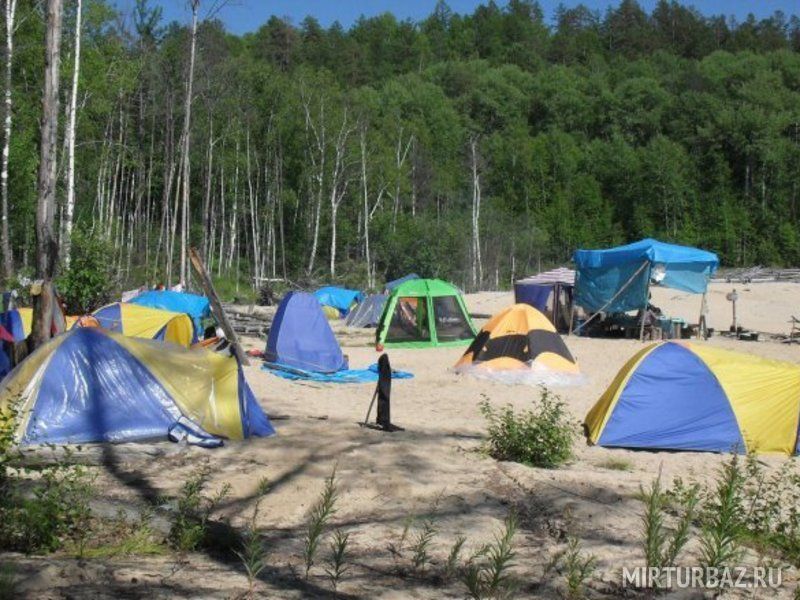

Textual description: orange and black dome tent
[454,304,579,375]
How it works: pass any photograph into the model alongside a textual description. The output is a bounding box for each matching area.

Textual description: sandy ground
[6,282,800,598]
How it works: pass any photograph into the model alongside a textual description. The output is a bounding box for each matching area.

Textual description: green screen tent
[375,279,476,348]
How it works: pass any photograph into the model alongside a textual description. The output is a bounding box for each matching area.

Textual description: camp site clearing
[5,280,799,598]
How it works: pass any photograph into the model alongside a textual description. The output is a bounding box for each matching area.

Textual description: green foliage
[639,472,698,579]
[58,229,116,314]
[167,466,231,552]
[324,529,351,592]
[302,464,339,578]
[409,515,438,573]
[560,537,596,600]
[0,563,17,600]
[443,535,466,583]
[699,455,746,571]
[235,478,271,598]
[462,512,518,600]
[480,388,576,469]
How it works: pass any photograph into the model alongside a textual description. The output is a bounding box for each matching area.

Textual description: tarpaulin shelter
[585,341,800,455]
[514,268,575,332]
[0,328,274,447]
[345,294,386,328]
[376,279,476,348]
[87,303,196,347]
[312,286,364,317]
[128,290,211,335]
[265,292,348,373]
[384,273,420,293]
[572,239,719,338]
[455,304,579,376]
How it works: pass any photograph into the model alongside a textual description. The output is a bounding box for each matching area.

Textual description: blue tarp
[262,361,413,383]
[265,292,348,373]
[128,290,211,333]
[385,273,420,292]
[573,239,719,313]
[312,286,364,317]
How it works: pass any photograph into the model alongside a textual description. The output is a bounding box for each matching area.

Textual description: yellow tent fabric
[17,307,32,337]
[454,303,579,374]
[585,341,800,455]
[90,303,195,347]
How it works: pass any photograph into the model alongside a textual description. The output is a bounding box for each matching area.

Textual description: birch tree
[178,0,199,286]
[32,0,63,348]
[469,136,482,290]
[62,0,82,267]
[0,0,17,279]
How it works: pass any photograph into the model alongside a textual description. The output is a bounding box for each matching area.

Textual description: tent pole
[572,260,650,336]
[639,270,651,342]
[698,293,707,339]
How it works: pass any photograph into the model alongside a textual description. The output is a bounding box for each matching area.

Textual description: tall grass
[302,465,339,578]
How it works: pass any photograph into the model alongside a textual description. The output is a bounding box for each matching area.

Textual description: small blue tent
[385,273,420,293]
[128,290,211,334]
[312,286,363,317]
[0,309,25,342]
[573,239,719,313]
[265,292,348,373]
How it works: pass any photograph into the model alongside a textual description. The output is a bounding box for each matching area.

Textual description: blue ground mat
[261,361,413,383]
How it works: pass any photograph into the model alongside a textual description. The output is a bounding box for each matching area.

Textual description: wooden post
[639,276,651,342]
[189,247,250,365]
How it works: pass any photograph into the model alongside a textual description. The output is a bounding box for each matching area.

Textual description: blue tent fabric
[513,284,552,312]
[23,329,194,444]
[262,361,413,383]
[573,239,719,313]
[128,290,211,333]
[0,310,25,342]
[385,273,420,292]
[312,287,364,316]
[266,292,348,373]
[597,343,745,452]
[93,303,124,333]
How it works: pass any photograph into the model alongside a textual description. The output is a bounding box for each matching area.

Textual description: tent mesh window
[387,297,431,342]
[433,296,472,342]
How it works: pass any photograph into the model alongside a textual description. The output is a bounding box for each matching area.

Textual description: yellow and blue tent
[87,302,196,347]
[585,342,800,455]
[0,327,274,447]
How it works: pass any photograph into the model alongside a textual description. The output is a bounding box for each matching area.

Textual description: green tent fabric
[376,279,476,348]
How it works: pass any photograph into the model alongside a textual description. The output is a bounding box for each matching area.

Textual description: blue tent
[0,328,274,447]
[312,286,364,317]
[0,309,25,342]
[128,290,212,334]
[265,292,348,373]
[573,239,719,313]
[385,273,420,293]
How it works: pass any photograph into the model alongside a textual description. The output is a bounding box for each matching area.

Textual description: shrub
[302,465,338,578]
[700,455,746,571]
[58,228,116,314]
[462,512,518,600]
[561,537,596,600]
[479,387,576,468]
[168,466,230,552]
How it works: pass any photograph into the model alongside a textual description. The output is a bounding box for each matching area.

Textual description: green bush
[58,229,116,314]
[168,466,230,552]
[479,388,576,468]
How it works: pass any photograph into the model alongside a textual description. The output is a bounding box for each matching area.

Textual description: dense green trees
[2,0,800,301]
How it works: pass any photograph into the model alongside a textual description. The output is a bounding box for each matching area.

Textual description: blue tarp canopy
[573,239,719,313]
[312,286,364,317]
[385,273,420,293]
[265,292,348,373]
[128,290,212,333]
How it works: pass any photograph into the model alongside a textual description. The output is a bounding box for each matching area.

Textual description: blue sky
[114,1,800,34]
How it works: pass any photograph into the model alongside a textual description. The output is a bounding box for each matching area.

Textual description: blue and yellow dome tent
[585,342,800,455]
[128,290,211,334]
[312,286,364,317]
[0,328,274,447]
[88,302,196,347]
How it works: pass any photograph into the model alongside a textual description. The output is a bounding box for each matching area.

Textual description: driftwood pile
[714,266,800,284]
[222,303,273,338]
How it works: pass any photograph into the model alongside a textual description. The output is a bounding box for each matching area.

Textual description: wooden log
[189,247,250,365]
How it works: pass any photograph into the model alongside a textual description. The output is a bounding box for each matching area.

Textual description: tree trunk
[0,0,17,280]
[32,0,63,348]
[62,0,82,268]
[179,0,199,286]
[470,136,482,291]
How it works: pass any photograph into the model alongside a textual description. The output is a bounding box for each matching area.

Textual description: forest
[3,0,800,310]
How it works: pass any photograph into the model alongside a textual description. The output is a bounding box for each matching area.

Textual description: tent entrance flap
[386,297,431,343]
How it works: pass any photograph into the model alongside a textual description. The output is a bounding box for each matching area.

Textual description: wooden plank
[188,247,250,365]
